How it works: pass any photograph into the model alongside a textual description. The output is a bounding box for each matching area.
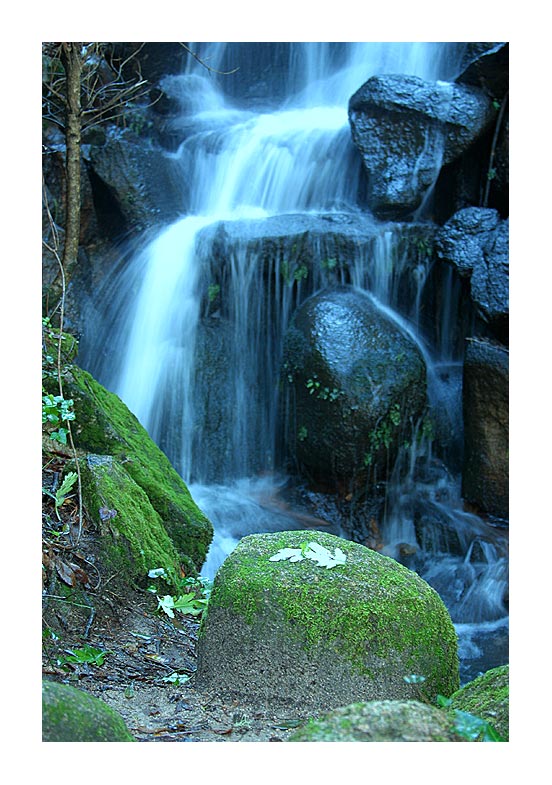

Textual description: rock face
[194,531,460,712]
[282,285,427,488]
[348,75,495,218]
[435,207,509,343]
[462,338,509,519]
[42,681,134,742]
[449,664,509,741]
[287,700,466,742]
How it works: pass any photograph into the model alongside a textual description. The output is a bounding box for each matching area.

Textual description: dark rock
[282,285,427,490]
[84,129,184,235]
[462,338,508,519]
[456,43,509,100]
[348,74,496,218]
[435,208,508,343]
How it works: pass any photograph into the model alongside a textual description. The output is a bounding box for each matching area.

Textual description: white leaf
[269,542,347,569]
[269,548,304,562]
[157,595,175,618]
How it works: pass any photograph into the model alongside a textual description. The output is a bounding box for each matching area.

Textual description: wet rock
[287,700,466,742]
[282,285,427,489]
[462,338,509,520]
[84,128,184,234]
[194,530,459,713]
[348,74,496,218]
[42,681,135,742]
[435,207,508,343]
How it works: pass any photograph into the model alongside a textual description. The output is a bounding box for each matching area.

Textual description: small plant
[208,283,220,303]
[297,425,308,442]
[58,645,112,668]
[293,264,308,282]
[147,568,212,621]
[42,471,78,520]
[306,375,342,402]
[42,392,75,444]
[403,675,505,742]
[321,257,338,272]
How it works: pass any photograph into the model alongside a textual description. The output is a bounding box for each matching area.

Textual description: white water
[85,43,507,683]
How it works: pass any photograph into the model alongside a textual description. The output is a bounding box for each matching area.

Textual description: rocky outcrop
[282,286,427,489]
[42,681,134,742]
[348,74,496,218]
[435,207,509,344]
[462,338,509,520]
[287,700,466,742]
[194,530,459,712]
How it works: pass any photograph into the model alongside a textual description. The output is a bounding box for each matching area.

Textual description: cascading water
[82,42,507,685]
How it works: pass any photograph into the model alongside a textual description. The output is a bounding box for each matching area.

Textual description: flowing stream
[82,43,508,685]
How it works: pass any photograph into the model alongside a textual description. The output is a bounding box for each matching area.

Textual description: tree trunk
[60,43,83,277]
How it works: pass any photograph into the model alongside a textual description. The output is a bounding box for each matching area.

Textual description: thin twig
[177,43,239,76]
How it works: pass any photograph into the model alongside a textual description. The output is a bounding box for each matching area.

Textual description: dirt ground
[42,457,310,743]
[42,590,311,743]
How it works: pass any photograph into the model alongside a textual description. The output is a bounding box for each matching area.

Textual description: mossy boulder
[43,360,213,574]
[449,664,509,740]
[42,680,134,742]
[287,700,466,742]
[79,454,184,585]
[195,531,459,712]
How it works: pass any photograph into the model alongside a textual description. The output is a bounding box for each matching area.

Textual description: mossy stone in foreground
[288,700,466,742]
[449,664,509,740]
[42,681,134,742]
[195,531,459,712]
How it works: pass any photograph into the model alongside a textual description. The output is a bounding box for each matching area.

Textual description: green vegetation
[206,531,459,698]
[42,681,135,742]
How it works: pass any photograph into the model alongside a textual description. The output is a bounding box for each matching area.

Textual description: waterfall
[82,42,506,684]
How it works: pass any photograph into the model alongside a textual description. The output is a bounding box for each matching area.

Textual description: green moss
[208,531,459,698]
[449,664,509,740]
[287,700,463,742]
[79,455,183,587]
[44,361,213,572]
[42,680,135,742]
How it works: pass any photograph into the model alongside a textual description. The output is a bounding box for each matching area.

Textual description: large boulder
[348,74,496,218]
[282,285,427,489]
[435,207,508,343]
[287,700,466,742]
[42,681,134,742]
[194,531,460,713]
[449,664,509,740]
[462,338,509,520]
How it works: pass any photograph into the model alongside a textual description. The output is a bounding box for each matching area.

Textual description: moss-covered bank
[42,330,213,577]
